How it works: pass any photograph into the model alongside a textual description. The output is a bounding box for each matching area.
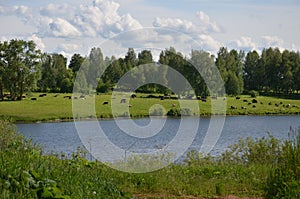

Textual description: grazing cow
[120,98,126,103]
[248,102,252,105]
[268,102,272,105]
[64,96,72,99]
[236,96,240,100]
[103,101,109,105]
[202,98,207,102]
[80,95,85,100]
[31,97,37,100]
[160,96,164,100]
[128,104,132,108]
[286,104,291,108]
[243,99,248,102]
[131,94,136,99]
[252,105,256,108]
[241,106,247,109]
[260,102,263,105]
[54,94,58,97]
[280,102,283,105]
[252,99,258,103]
[292,105,298,108]
[39,94,47,97]
[230,105,237,109]
[275,104,279,107]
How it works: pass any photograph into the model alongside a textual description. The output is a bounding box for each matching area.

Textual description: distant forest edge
[1,39,300,101]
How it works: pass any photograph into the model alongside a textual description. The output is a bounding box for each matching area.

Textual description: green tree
[138,50,153,65]
[69,53,84,73]
[1,39,41,100]
[85,47,105,89]
[261,48,282,93]
[215,47,244,95]
[244,50,260,91]
[38,53,68,92]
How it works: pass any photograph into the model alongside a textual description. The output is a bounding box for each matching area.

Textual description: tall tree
[215,47,244,95]
[1,39,41,100]
[243,50,260,91]
[68,53,84,73]
[38,53,68,92]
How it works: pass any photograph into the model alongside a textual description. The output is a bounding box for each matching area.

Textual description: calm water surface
[17,116,300,159]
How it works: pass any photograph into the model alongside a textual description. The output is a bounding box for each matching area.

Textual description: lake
[17,115,300,161]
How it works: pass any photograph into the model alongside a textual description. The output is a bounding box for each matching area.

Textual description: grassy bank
[0,93,300,122]
[0,120,299,198]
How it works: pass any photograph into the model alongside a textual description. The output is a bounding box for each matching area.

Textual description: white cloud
[28,34,45,50]
[58,43,81,52]
[49,18,81,37]
[152,12,222,53]
[35,0,143,39]
[12,5,29,15]
[40,3,70,17]
[196,11,220,33]
[231,36,257,51]
[261,36,284,48]
[0,5,29,16]
[197,34,222,52]
[153,17,196,33]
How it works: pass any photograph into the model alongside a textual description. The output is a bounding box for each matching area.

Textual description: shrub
[264,128,300,199]
[167,108,181,117]
[249,90,259,98]
[167,108,193,117]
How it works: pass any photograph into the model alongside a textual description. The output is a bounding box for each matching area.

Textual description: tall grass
[0,119,299,198]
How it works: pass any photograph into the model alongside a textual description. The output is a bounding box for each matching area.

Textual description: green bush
[167,108,193,117]
[264,128,300,199]
[249,90,259,98]
[167,108,181,117]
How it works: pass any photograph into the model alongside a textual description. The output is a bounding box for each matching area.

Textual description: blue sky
[0,0,299,59]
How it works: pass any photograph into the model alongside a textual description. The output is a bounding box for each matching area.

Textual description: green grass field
[0,92,300,122]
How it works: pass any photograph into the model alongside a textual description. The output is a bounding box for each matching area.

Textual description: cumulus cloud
[196,11,220,33]
[261,36,284,48]
[35,0,143,39]
[152,11,220,35]
[12,5,29,15]
[0,5,29,16]
[49,18,81,37]
[40,3,70,17]
[197,34,222,52]
[28,34,45,50]
[152,12,221,52]
[231,36,257,51]
[58,43,81,52]
[153,17,196,33]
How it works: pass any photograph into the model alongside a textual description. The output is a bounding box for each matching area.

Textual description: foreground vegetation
[0,93,299,122]
[0,120,299,198]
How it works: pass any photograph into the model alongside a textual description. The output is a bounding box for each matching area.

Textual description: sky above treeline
[0,0,299,60]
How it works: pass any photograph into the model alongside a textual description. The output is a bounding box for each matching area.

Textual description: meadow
[0,93,300,122]
[0,120,299,198]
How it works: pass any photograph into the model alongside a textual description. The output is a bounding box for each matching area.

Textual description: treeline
[1,39,300,101]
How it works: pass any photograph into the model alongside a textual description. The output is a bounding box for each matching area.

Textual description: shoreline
[12,112,300,124]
